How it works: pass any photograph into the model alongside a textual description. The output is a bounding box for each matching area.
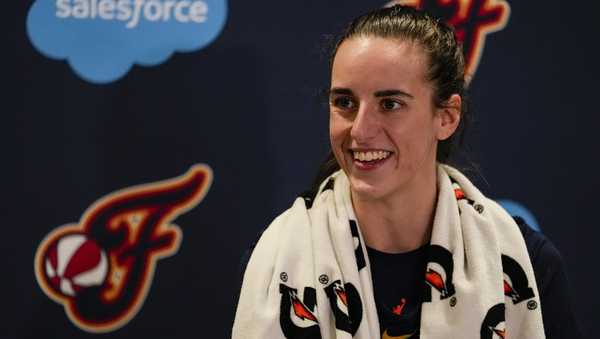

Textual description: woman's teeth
[353,150,391,161]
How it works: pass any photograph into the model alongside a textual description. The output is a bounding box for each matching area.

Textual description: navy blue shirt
[367,242,427,338]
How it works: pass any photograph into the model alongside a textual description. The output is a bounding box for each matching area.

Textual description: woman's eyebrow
[374,89,413,98]
[328,88,414,99]
[329,87,354,96]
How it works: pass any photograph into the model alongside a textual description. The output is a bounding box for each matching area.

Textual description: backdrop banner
[9,0,599,338]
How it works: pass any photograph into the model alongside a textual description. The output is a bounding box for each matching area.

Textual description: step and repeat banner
[10,0,598,338]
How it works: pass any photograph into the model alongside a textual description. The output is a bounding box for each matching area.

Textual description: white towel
[233,164,545,338]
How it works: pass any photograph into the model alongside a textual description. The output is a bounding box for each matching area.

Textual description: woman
[233,5,580,338]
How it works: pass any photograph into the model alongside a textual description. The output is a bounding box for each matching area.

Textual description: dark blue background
[9,0,599,338]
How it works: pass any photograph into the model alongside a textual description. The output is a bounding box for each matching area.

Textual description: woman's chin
[348,177,386,201]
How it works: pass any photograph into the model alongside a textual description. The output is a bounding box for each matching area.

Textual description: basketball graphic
[44,233,108,297]
[34,165,212,332]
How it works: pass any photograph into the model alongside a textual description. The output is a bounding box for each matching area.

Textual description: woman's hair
[309,4,469,194]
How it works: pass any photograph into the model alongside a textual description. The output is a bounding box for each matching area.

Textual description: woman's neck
[352,167,438,254]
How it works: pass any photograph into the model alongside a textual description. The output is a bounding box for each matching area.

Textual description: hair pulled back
[311,5,470,192]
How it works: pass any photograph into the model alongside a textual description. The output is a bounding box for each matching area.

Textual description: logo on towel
[279,278,364,338]
[501,254,536,305]
[279,283,322,338]
[386,0,511,79]
[26,0,228,83]
[480,303,506,339]
[324,280,363,336]
[424,245,456,303]
[34,165,212,332]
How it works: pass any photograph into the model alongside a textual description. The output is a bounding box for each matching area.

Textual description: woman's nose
[350,104,378,142]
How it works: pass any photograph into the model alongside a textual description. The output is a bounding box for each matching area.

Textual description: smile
[352,150,391,162]
[350,149,393,171]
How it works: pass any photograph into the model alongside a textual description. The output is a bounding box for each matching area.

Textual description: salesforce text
[56,0,208,29]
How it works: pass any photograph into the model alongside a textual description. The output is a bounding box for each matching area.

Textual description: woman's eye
[332,97,356,109]
[381,99,404,110]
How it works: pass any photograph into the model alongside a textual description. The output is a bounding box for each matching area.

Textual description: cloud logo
[497,199,541,232]
[26,0,227,83]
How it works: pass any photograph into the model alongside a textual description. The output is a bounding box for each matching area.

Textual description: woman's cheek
[330,117,348,145]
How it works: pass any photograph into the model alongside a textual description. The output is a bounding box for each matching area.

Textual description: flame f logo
[35,165,213,333]
[388,0,511,79]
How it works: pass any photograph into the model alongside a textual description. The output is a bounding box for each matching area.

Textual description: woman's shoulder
[513,216,561,268]
[512,216,583,338]
[513,215,567,296]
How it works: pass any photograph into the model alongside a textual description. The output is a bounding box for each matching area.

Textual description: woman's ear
[436,94,461,141]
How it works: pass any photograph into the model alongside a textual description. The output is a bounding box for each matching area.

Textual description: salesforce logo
[26,0,227,83]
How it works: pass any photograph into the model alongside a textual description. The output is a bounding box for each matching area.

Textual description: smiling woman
[232,5,580,339]
[328,37,461,253]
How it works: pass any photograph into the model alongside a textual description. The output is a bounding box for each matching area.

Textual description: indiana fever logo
[388,0,511,79]
[34,165,212,333]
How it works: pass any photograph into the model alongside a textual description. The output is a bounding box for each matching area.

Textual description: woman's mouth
[351,150,392,170]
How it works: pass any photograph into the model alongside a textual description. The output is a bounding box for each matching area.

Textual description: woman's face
[329,37,458,201]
